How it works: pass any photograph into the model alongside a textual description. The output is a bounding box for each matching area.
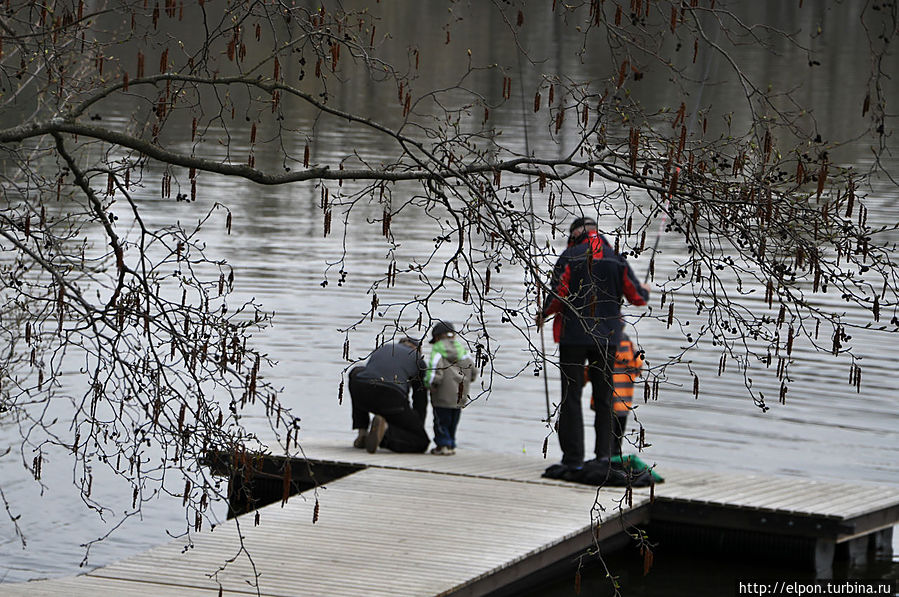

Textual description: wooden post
[814,538,835,578]
[837,536,869,568]
[870,527,894,560]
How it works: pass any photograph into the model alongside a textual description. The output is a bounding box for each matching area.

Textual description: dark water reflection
[1,1,897,588]
[525,546,899,597]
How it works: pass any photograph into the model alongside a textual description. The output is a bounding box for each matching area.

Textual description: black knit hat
[569,216,597,232]
[429,321,455,343]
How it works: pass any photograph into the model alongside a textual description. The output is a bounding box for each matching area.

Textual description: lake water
[1,1,897,590]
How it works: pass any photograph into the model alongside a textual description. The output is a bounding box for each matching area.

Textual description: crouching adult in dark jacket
[349,337,430,454]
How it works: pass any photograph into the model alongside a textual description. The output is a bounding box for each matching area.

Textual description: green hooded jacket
[424,337,478,409]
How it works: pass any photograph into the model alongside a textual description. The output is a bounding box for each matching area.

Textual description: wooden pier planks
[79,467,647,597]
[292,440,898,545]
[283,440,899,527]
[2,441,897,596]
[284,440,599,488]
[649,469,899,520]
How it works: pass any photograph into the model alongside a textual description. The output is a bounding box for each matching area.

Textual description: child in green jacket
[423,321,478,455]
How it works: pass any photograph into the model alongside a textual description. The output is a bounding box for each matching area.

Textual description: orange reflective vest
[588,337,643,412]
[612,338,642,413]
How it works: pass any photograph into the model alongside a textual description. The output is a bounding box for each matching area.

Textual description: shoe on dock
[352,433,367,449]
[542,462,584,482]
[580,458,613,485]
[365,416,388,453]
[430,445,455,456]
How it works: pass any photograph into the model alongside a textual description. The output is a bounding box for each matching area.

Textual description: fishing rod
[516,52,552,424]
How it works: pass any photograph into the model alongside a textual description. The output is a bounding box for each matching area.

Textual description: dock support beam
[836,536,868,568]
[870,527,893,560]
[814,539,835,577]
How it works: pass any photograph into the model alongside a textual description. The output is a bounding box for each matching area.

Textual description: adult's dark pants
[558,343,616,467]
[349,373,429,453]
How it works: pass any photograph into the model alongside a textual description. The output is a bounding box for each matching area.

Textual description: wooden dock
[2,440,897,596]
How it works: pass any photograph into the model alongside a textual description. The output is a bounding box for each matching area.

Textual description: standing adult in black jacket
[537,217,650,484]
[349,337,430,454]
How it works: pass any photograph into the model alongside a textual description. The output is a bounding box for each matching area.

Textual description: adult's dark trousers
[558,343,616,467]
[349,375,429,453]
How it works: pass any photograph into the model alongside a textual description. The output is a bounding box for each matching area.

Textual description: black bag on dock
[542,459,654,487]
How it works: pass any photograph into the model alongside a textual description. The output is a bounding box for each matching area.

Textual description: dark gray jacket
[355,342,428,420]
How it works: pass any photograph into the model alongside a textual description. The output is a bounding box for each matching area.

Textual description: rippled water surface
[1,1,897,588]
